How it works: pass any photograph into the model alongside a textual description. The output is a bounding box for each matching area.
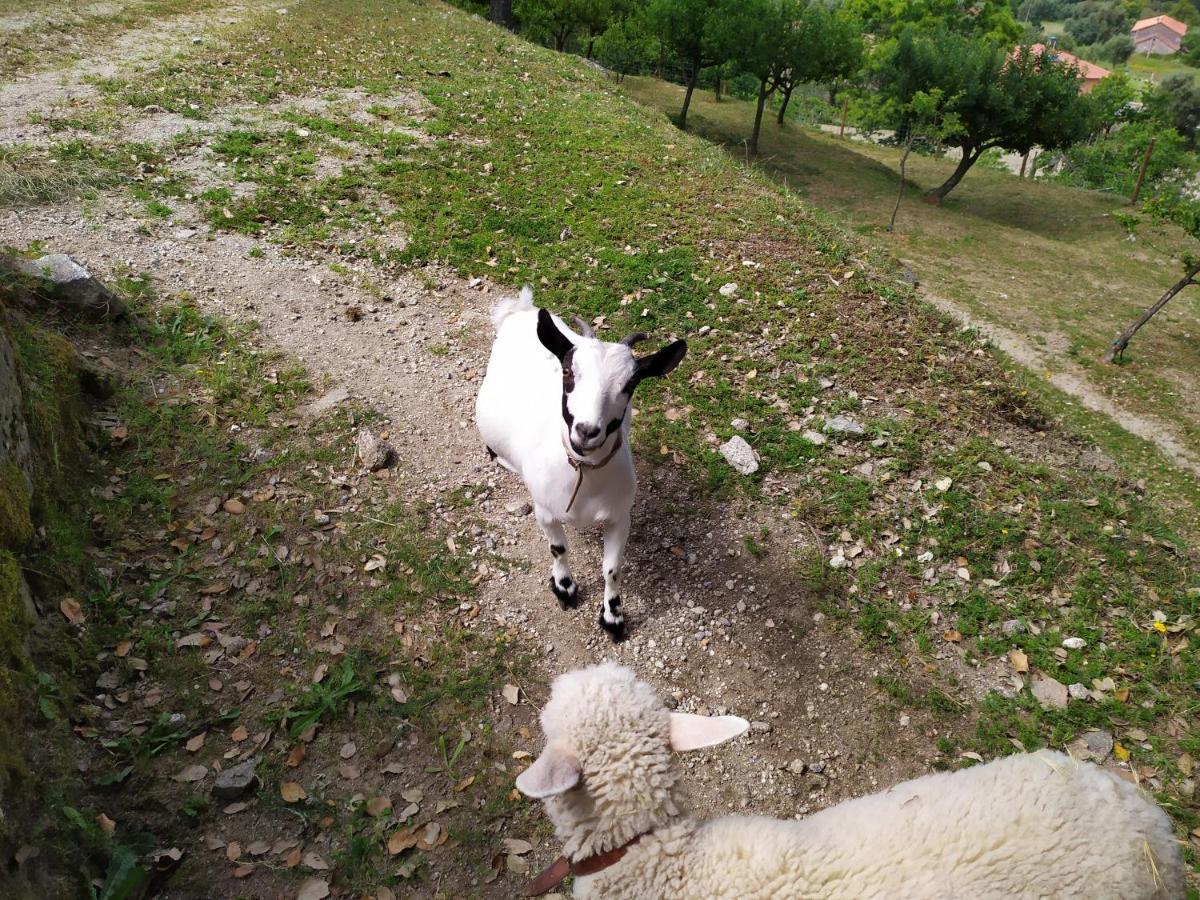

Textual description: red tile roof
[1026,44,1111,81]
[1131,15,1188,37]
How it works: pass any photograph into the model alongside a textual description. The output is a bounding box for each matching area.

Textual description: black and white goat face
[536,309,687,457]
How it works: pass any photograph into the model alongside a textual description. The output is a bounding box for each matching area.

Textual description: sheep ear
[669,713,749,752]
[515,744,581,798]
[537,308,574,362]
[628,339,687,391]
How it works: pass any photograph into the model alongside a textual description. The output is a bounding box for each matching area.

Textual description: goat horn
[621,332,649,347]
[573,315,595,339]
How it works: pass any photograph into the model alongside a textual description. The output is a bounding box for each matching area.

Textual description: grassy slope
[622,76,1200,517]
[11,0,1200,871]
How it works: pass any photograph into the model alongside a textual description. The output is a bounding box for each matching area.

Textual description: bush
[1063,1,1129,46]
[1055,122,1198,195]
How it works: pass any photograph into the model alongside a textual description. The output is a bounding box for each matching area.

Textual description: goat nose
[575,422,601,441]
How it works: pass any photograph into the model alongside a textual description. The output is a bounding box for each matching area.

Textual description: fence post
[839,97,848,138]
[1130,139,1155,205]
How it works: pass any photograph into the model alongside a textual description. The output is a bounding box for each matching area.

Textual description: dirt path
[921,291,1200,478]
[0,0,273,145]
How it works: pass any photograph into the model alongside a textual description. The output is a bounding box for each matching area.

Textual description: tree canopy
[874,29,1093,201]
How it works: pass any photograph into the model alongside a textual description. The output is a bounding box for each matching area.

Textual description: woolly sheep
[516,663,1186,899]
[475,288,686,641]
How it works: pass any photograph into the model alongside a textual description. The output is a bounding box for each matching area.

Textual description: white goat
[517,663,1186,899]
[475,288,686,641]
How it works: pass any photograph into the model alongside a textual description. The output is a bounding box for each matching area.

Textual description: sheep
[516,663,1186,899]
[475,288,686,641]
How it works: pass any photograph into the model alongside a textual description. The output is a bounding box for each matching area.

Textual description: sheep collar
[524,832,647,896]
[561,431,623,513]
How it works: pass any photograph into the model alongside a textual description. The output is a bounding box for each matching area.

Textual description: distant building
[1131,15,1188,55]
[1025,43,1111,94]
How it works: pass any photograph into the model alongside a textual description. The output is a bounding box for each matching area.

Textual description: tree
[489,0,516,29]
[728,0,791,154]
[844,0,1021,40]
[1086,71,1136,136]
[1147,73,1200,147]
[775,4,864,125]
[887,89,963,230]
[875,30,1093,202]
[646,0,742,128]
[1063,1,1129,46]
[1108,190,1200,361]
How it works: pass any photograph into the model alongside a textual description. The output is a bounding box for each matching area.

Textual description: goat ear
[628,339,687,390]
[669,713,749,752]
[515,743,582,799]
[537,308,574,362]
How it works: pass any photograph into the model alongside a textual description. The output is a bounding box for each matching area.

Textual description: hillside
[0,0,1197,895]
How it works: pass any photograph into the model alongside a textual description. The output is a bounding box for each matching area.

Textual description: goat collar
[561,431,623,513]
[524,832,648,896]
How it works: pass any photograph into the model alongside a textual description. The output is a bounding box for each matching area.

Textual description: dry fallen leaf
[502,683,520,705]
[231,725,249,743]
[1114,742,1131,762]
[454,775,475,793]
[115,640,132,658]
[339,741,357,760]
[96,813,116,835]
[1008,649,1029,674]
[302,851,329,871]
[60,598,85,625]
[185,732,207,753]
[280,782,307,803]
[287,744,306,768]
[942,629,962,643]
[175,765,208,783]
[223,498,245,515]
[247,841,270,857]
[297,878,331,900]
[503,838,533,855]
[388,827,418,855]
[366,795,391,817]
[226,842,242,862]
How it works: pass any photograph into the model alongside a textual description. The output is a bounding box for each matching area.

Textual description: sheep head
[516,663,747,858]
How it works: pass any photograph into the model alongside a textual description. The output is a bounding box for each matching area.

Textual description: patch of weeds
[271,656,369,739]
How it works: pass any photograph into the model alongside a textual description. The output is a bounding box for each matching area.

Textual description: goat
[517,663,1187,899]
[475,287,686,641]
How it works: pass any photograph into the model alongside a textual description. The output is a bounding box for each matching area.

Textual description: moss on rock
[0,461,33,549]
[0,549,32,793]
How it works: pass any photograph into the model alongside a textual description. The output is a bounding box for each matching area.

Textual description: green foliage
[1146,73,1200,147]
[874,30,1094,197]
[845,0,1021,40]
[273,657,368,739]
[1056,121,1195,195]
[1084,71,1136,134]
[1063,1,1130,46]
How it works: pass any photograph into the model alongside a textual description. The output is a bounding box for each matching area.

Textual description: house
[1026,43,1112,94]
[1131,15,1188,55]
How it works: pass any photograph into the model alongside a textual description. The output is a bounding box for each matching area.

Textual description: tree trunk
[1108,262,1200,361]
[776,85,793,125]
[554,27,569,52]
[924,146,982,203]
[586,34,596,59]
[749,78,769,155]
[488,0,514,30]
[888,133,915,232]
[679,62,700,129]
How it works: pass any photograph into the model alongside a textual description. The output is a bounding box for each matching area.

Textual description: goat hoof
[598,612,627,643]
[486,445,497,462]
[550,576,579,609]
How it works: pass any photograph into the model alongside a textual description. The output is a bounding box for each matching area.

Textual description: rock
[823,415,865,437]
[801,429,827,446]
[730,418,750,431]
[719,436,758,476]
[302,387,350,417]
[212,758,259,801]
[8,254,126,319]
[1030,673,1069,710]
[1083,729,1113,758]
[750,721,772,733]
[356,429,395,471]
[1068,682,1090,700]
[1001,619,1025,636]
[505,500,532,517]
[718,282,738,297]
[787,759,806,775]
[1061,637,1086,650]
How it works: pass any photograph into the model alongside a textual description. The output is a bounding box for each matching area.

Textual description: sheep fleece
[577,751,1183,899]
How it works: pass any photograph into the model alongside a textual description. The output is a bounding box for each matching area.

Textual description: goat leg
[538,512,579,609]
[598,516,630,642]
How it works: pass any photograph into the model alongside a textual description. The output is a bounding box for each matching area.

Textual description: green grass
[622,75,1200,526]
